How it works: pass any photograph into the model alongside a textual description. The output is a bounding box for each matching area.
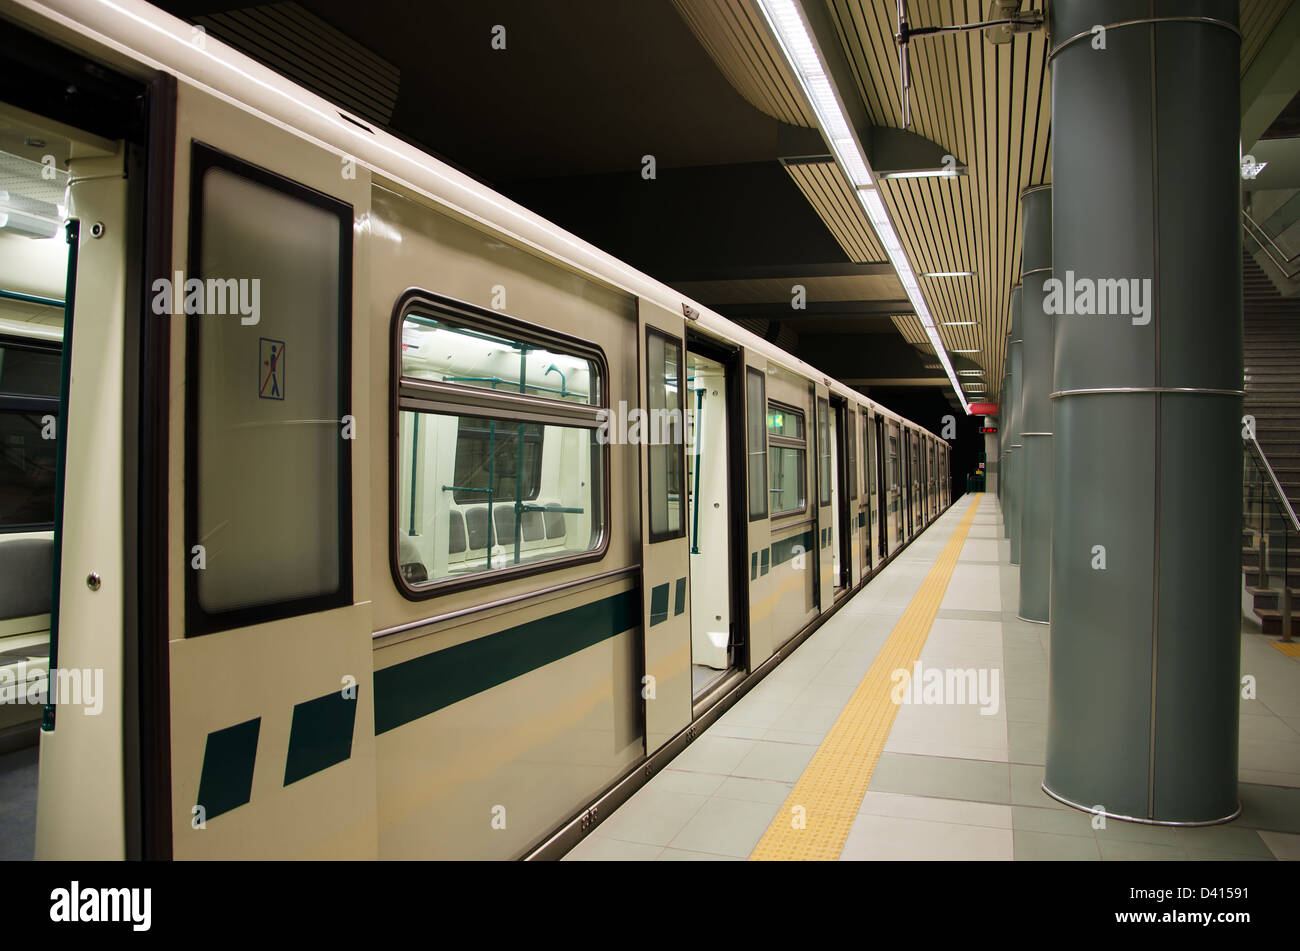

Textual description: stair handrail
[1244,434,1300,534]
[1242,209,1300,279]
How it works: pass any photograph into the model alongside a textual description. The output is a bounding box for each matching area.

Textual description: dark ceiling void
[502,161,850,280]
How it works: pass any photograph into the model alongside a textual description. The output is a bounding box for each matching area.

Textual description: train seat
[0,537,53,622]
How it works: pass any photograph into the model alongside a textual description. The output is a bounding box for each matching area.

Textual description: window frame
[645,326,687,544]
[389,289,611,600]
[184,142,355,636]
[745,367,768,522]
[816,396,831,507]
[766,398,807,519]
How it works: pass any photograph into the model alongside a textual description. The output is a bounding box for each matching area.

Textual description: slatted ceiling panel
[784,159,888,262]
[196,2,400,127]
[890,313,930,345]
[825,1,1051,401]
[1241,0,1292,74]
[673,0,817,126]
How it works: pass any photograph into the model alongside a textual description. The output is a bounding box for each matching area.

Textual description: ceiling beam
[664,261,894,282]
[1242,1,1300,149]
[714,299,915,320]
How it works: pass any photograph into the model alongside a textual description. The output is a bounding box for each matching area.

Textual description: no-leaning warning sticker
[259,337,285,400]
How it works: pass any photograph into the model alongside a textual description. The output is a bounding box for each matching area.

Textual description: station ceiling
[158,0,1296,413]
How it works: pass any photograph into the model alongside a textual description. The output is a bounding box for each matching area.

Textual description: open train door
[637,300,691,754]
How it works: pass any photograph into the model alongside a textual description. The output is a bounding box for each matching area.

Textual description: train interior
[0,111,70,757]
[0,103,86,860]
[684,347,736,698]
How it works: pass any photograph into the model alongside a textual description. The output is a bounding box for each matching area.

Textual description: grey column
[984,417,1000,495]
[999,352,1010,524]
[1044,0,1242,824]
[1006,287,1023,566]
[1018,186,1053,623]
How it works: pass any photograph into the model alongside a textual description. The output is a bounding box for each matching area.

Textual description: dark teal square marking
[196,717,261,821]
[284,688,359,786]
[650,582,670,625]
[751,552,758,580]
[760,549,770,576]
[673,577,686,616]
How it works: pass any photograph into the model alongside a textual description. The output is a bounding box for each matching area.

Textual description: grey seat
[0,538,53,620]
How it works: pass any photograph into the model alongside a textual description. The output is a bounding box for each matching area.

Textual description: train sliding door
[637,300,692,753]
[162,85,377,859]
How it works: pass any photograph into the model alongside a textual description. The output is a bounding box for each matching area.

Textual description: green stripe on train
[373,589,639,735]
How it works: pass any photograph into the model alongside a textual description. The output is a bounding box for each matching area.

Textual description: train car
[0,0,955,860]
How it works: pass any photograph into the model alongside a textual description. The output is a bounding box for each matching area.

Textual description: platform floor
[565,493,1300,861]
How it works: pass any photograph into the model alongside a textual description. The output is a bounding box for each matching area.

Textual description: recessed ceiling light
[958,370,983,376]
[951,349,980,353]
[924,271,974,278]
[941,320,977,326]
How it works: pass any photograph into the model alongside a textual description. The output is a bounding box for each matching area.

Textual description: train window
[746,368,767,521]
[402,313,600,406]
[0,341,61,531]
[392,293,609,597]
[816,397,831,507]
[452,418,543,504]
[646,328,685,542]
[767,400,806,516]
[846,407,857,500]
[185,144,353,633]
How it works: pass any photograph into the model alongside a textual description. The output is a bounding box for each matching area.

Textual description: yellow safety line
[749,494,984,861]
[1271,642,1300,659]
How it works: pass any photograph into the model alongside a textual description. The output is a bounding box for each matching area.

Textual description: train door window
[816,398,831,507]
[767,402,805,516]
[394,299,608,594]
[186,145,353,632]
[646,329,685,542]
[746,368,767,521]
[846,406,857,502]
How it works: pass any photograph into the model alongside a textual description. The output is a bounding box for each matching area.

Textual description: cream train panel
[373,578,641,860]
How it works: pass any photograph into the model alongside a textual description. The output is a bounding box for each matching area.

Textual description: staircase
[1242,250,1300,636]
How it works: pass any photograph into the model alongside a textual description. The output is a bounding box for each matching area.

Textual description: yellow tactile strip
[749,495,984,861]
[1271,642,1300,658]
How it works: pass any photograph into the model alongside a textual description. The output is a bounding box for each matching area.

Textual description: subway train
[0,0,952,859]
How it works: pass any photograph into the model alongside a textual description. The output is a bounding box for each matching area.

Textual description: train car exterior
[0,0,956,860]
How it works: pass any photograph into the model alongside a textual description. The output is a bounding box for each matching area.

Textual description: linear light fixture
[878,167,966,180]
[952,348,980,353]
[756,0,969,415]
[758,0,871,186]
[925,271,974,278]
[957,369,983,376]
[941,320,977,326]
